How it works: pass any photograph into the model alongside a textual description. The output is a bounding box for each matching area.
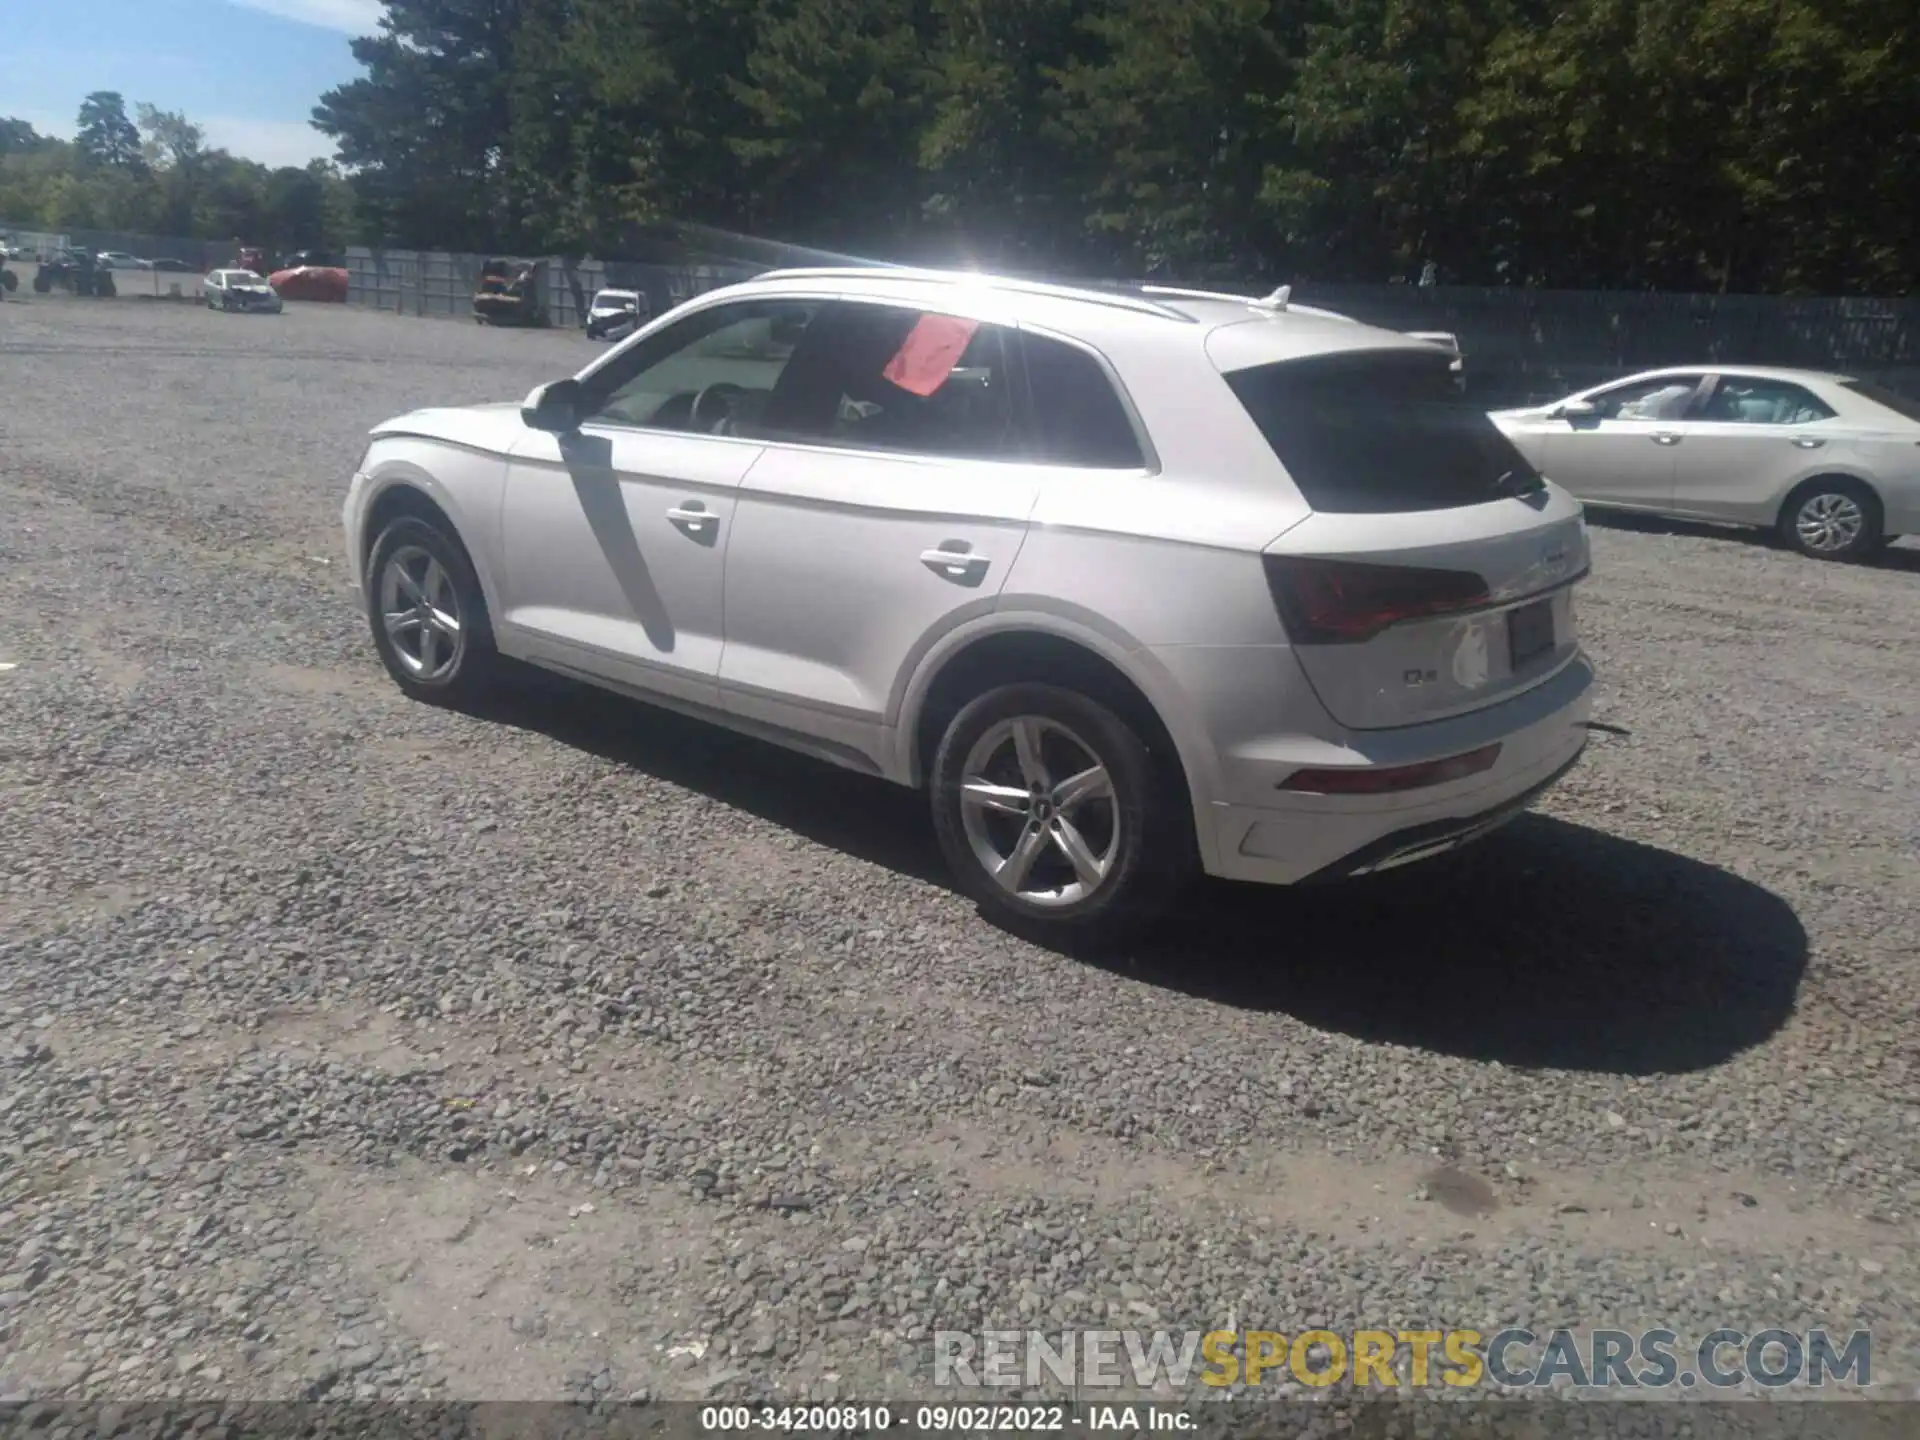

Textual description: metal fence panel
[1288,285,1920,404]
[322,250,1920,401]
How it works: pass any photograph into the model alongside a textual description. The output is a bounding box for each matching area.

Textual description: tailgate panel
[1267,490,1590,730]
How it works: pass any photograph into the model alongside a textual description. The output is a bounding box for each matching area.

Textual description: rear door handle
[1651,432,1682,446]
[1791,437,1825,449]
[921,546,991,584]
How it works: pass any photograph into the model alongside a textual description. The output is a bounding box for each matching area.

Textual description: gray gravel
[1,294,1917,1414]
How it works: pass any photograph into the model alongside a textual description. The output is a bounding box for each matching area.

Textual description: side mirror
[1550,399,1598,421]
[522,378,584,433]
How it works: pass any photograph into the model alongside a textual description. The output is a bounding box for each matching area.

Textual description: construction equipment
[32,248,116,297]
[472,258,548,327]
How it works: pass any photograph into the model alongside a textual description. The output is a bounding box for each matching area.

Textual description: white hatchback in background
[342,268,1594,937]
[1491,367,1920,561]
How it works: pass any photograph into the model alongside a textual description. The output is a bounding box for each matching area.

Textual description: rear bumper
[1296,745,1585,882]
[1199,654,1593,886]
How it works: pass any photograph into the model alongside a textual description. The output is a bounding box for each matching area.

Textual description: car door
[1667,374,1841,523]
[497,297,816,708]
[716,299,1038,768]
[1535,373,1709,509]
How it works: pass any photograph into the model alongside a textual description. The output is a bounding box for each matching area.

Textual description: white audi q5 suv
[343,267,1595,936]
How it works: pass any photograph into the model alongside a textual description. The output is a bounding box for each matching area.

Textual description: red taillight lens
[1262,555,1490,645]
[1277,743,1502,795]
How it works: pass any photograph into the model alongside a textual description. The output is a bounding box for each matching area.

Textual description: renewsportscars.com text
[933,1327,1872,1390]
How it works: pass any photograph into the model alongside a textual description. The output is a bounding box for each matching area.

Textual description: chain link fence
[7,218,1916,408]
[341,248,756,328]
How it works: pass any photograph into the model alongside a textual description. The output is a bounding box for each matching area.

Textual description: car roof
[1614,364,1855,388]
[728,265,1432,368]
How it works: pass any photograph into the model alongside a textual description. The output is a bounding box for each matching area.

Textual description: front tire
[930,683,1190,939]
[365,515,496,706]
[1779,478,1885,561]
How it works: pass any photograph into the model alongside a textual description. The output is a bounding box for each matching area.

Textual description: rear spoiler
[1405,330,1465,376]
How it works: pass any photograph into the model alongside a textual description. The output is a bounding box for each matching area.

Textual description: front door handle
[1791,437,1825,449]
[666,502,717,536]
[921,545,991,585]
[1651,431,1683,446]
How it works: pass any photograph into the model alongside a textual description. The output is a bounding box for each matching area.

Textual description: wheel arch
[356,467,504,625]
[1774,469,1886,529]
[896,619,1221,871]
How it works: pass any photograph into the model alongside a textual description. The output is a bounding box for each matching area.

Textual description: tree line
[0,95,357,256]
[7,0,1916,293]
[309,0,1918,293]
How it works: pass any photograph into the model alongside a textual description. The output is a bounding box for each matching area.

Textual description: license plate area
[1507,597,1555,671]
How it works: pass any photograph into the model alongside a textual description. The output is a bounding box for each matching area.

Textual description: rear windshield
[1840,379,1920,422]
[1225,349,1545,513]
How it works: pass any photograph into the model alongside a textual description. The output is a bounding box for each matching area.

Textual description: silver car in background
[205,268,284,314]
[1491,367,1920,560]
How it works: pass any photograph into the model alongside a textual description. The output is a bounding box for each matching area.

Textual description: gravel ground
[1,294,1917,1418]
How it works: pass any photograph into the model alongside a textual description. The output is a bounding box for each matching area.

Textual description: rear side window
[1840,379,1920,422]
[1225,350,1545,514]
[759,301,1017,460]
[1020,334,1146,468]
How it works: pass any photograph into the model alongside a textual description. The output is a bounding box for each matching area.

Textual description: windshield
[594,293,638,309]
[228,271,264,285]
[1224,348,1545,513]
[1840,379,1920,423]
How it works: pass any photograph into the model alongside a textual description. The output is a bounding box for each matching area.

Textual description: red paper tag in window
[882,314,980,397]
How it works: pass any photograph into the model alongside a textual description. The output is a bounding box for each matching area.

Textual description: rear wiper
[1492,469,1543,497]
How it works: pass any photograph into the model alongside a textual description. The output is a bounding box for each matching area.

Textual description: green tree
[915,0,1096,269]
[727,0,932,248]
[74,91,147,172]
[1052,0,1292,275]
[563,0,761,241]
[314,0,526,247]
[0,117,50,157]
[1263,0,1532,283]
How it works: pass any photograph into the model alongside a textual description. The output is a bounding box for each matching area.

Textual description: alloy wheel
[958,716,1119,907]
[377,544,464,681]
[1795,492,1865,553]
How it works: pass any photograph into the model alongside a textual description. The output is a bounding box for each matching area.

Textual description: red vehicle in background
[235,245,350,303]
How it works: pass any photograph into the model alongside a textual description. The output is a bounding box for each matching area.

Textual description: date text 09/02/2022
[699,1404,1192,1432]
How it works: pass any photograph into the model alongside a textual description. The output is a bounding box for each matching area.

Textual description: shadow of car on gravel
[1585,507,1920,573]
[472,664,1807,1078]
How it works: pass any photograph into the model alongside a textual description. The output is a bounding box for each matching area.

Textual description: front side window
[583,299,816,432]
[1701,378,1837,426]
[1585,375,1704,422]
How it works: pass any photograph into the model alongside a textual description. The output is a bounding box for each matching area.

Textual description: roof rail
[753,265,1193,322]
[1137,282,1358,325]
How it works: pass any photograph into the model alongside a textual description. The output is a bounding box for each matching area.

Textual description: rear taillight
[1262,555,1490,645]
[1277,743,1502,795]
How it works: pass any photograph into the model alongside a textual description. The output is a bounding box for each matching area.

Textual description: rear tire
[365,515,497,707]
[930,683,1191,941]
[1778,477,1885,561]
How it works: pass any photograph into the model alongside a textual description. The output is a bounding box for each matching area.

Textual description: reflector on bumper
[1276,743,1502,795]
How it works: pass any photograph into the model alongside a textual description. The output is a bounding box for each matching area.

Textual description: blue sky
[1,0,381,168]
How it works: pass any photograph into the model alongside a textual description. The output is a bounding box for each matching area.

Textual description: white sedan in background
[1491,367,1920,560]
[204,268,284,314]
